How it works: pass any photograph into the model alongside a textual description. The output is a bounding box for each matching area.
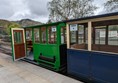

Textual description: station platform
[0,52,82,83]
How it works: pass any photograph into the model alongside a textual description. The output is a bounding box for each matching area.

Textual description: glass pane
[14,31,23,44]
[34,28,40,43]
[14,32,17,43]
[70,24,87,49]
[26,29,32,41]
[61,27,66,44]
[41,27,46,43]
[108,25,118,45]
[70,24,78,44]
[19,32,22,43]
[70,31,77,43]
[78,25,84,44]
[95,29,106,45]
[17,32,19,43]
[85,28,88,44]
[48,26,56,44]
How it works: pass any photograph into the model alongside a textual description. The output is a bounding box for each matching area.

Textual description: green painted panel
[33,44,60,70]
[10,28,14,61]
[32,23,66,71]
[23,22,66,71]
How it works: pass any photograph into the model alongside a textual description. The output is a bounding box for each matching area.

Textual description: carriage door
[11,28,26,61]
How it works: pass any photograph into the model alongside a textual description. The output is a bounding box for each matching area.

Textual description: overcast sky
[0,0,109,23]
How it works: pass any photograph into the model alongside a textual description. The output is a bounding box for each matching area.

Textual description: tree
[48,0,97,22]
[104,0,118,12]
[6,23,21,35]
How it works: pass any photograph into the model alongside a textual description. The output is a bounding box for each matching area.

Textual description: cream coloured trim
[66,24,70,48]
[11,28,26,61]
[12,28,25,43]
[88,21,92,51]
[67,15,118,24]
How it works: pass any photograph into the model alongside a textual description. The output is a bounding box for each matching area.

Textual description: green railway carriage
[11,22,67,71]
[11,12,118,83]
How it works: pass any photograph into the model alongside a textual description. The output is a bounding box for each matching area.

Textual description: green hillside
[0,19,42,35]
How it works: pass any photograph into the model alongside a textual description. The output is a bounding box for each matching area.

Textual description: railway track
[0,46,12,55]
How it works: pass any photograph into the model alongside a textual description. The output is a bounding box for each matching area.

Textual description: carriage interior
[70,20,118,53]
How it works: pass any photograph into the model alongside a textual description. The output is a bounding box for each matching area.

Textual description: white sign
[109,31,117,37]
[70,24,78,31]
[100,31,105,37]
[51,26,56,32]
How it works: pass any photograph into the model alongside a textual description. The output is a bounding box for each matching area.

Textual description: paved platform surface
[0,52,82,83]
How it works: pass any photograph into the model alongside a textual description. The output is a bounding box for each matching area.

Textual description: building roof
[65,12,118,23]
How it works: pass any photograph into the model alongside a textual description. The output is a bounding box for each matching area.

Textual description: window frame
[69,24,88,50]
[34,28,40,43]
[48,26,57,44]
[94,27,107,45]
[108,25,118,46]
[40,27,47,44]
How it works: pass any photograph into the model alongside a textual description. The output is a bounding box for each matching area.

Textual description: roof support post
[66,24,70,48]
[88,21,92,51]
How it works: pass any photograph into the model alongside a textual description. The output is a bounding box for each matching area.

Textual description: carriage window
[85,28,88,44]
[70,31,77,43]
[108,25,118,45]
[61,27,66,44]
[14,31,23,44]
[70,24,87,49]
[78,25,84,44]
[41,27,46,44]
[26,29,32,41]
[92,25,118,53]
[34,28,40,43]
[48,26,57,44]
[95,28,106,45]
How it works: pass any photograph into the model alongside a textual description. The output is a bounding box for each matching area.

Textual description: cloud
[0,0,50,23]
[27,0,49,16]
[0,0,114,23]
[8,0,31,20]
[94,0,118,15]
[25,0,50,23]
[0,0,14,19]
[93,0,107,15]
